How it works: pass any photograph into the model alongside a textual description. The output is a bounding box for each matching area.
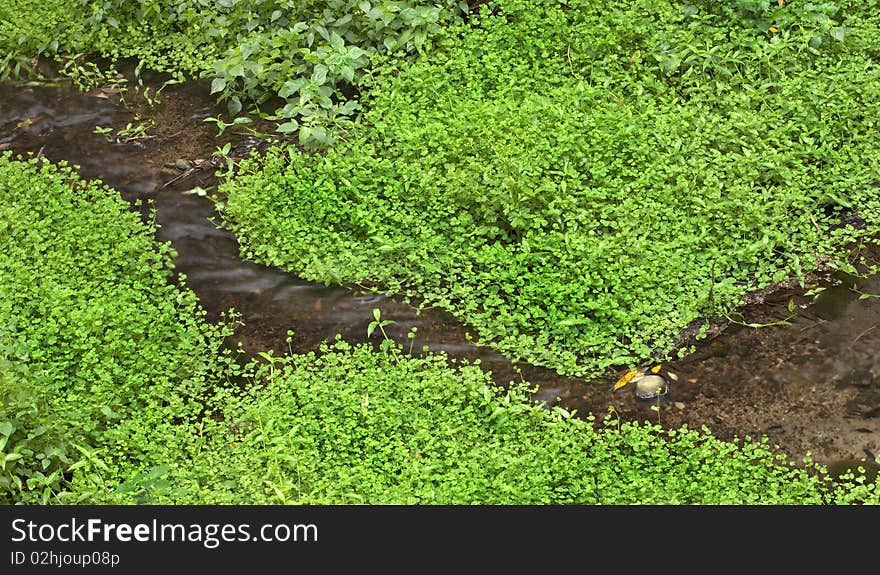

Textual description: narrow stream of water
[2,71,878,472]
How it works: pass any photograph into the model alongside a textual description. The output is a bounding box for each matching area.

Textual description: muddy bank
[557,273,880,472]
[2,69,878,474]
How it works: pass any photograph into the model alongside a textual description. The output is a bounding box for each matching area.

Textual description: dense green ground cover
[4,155,878,504]
[219,0,880,378]
[0,153,241,503]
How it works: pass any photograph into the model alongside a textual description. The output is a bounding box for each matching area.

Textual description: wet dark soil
[2,67,879,477]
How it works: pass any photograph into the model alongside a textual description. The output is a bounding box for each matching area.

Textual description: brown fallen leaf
[89,85,123,99]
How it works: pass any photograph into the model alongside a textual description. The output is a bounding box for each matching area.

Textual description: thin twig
[851,324,877,347]
[160,167,201,190]
[798,318,827,333]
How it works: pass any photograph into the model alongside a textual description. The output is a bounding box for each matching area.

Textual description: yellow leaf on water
[613,369,639,391]
[16,116,40,129]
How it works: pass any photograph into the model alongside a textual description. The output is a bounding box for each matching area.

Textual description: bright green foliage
[0,153,239,503]
[148,340,846,505]
[3,154,877,504]
[0,0,83,78]
[220,0,880,378]
[0,0,468,146]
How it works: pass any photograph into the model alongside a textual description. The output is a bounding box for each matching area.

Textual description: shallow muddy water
[2,70,878,474]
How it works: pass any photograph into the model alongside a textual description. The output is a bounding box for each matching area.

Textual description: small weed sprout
[367,308,398,362]
[407,326,418,355]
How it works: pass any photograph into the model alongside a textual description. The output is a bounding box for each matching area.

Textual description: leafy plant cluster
[0,153,239,503]
[0,0,83,79]
[0,0,469,146]
[162,339,851,504]
[219,0,880,378]
[3,154,877,504]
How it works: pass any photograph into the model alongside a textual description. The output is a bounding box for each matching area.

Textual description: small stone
[634,374,667,399]
[674,402,686,410]
[174,158,193,171]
